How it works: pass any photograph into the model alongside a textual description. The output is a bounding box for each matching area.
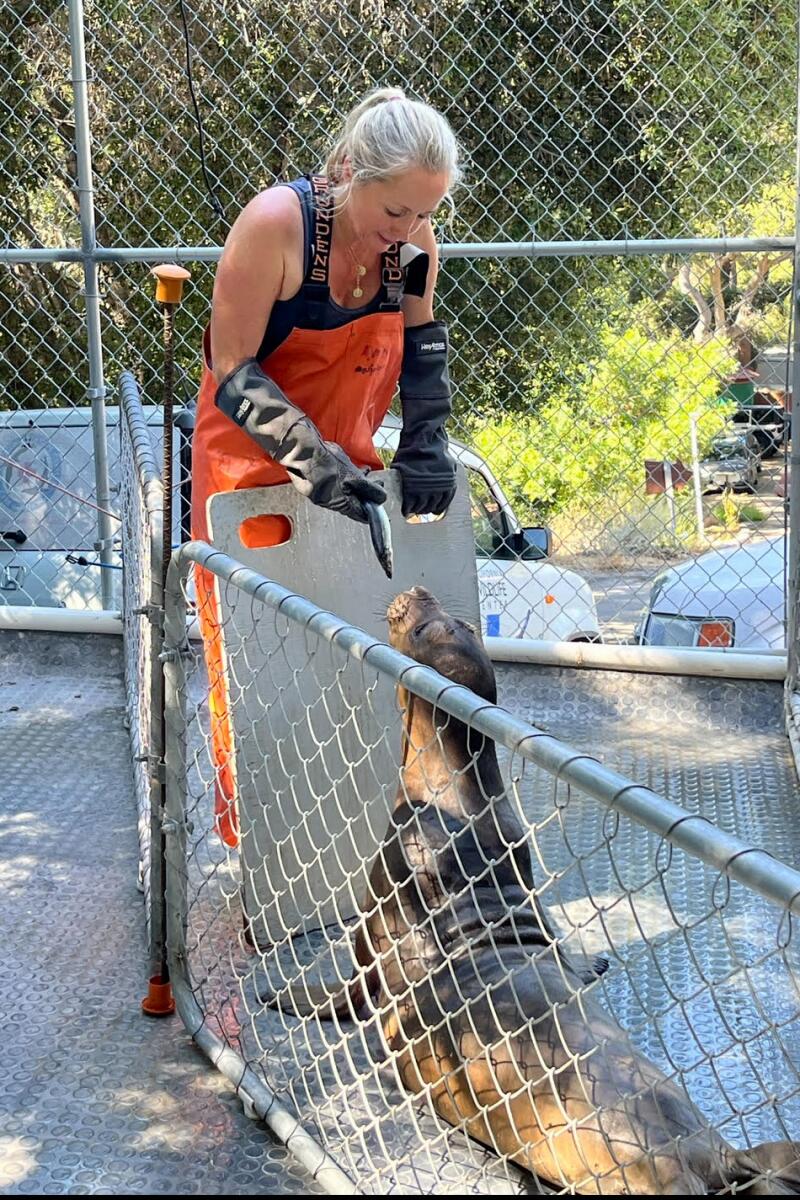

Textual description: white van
[0,406,601,643]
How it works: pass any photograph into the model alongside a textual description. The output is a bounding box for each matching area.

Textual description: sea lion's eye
[413,622,431,638]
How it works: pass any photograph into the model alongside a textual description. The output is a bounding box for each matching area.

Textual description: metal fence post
[785,6,800,699]
[67,0,114,610]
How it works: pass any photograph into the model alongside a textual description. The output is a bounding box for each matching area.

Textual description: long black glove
[391,322,457,517]
[215,358,386,524]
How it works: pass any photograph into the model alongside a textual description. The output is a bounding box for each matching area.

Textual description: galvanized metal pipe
[0,235,795,267]
[170,976,360,1194]
[440,235,798,260]
[181,613,786,680]
[67,0,114,609]
[0,606,122,634]
[119,372,168,982]
[0,248,85,263]
[1,604,780,682]
[118,372,163,514]
[170,542,800,919]
[485,637,786,681]
[786,23,800,702]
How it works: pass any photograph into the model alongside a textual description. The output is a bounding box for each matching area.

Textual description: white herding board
[207,467,480,944]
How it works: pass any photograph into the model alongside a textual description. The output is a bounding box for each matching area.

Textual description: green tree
[472,322,737,521]
[0,0,794,420]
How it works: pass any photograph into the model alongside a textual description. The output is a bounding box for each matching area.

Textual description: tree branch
[677,263,712,342]
[732,252,792,320]
[710,256,727,335]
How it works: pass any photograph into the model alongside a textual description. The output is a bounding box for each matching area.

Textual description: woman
[192,87,462,845]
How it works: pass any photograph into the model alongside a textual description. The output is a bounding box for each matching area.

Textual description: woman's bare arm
[210,187,302,383]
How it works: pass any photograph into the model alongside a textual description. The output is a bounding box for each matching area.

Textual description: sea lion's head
[387,587,496,704]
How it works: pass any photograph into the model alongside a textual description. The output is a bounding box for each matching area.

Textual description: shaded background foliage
[0,0,795,526]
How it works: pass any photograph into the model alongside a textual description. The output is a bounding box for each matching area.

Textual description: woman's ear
[340,155,353,183]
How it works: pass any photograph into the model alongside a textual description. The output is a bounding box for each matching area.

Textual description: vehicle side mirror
[513,526,552,559]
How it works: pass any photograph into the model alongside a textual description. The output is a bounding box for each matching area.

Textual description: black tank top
[256,176,401,361]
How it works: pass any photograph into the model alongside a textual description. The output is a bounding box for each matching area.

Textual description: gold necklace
[346,242,367,299]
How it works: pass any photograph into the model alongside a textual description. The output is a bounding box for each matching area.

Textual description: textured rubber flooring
[3,630,799,1195]
[0,630,321,1196]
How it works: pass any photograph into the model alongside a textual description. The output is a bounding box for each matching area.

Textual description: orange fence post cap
[141,974,176,1017]
[151,263,191,305]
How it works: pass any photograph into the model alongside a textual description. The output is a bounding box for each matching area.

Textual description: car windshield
[712,438,745,457]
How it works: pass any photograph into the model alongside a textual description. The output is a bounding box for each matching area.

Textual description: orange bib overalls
[191,176,404,845]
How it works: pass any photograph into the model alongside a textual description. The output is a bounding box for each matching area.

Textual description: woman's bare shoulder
[229,183,303,248]
[210,184,305,374]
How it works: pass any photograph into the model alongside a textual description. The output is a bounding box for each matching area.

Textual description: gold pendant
[352,287,364,298]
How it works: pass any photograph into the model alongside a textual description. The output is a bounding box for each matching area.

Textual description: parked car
[731,402,788,459]
[636,535,785,650]
[1,406,603,645]
[699,431,760,493]
[727,427,762,465]
[720,371,789,459]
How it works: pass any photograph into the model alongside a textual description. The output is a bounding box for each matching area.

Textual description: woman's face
[342,163,450,250]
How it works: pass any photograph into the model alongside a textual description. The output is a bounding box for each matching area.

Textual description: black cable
[176,0,228,230]
[65,555,124,571]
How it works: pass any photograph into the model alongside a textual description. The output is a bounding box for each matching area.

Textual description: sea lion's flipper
[587,954,610,980]
[260,926,377,1021]
[568,952,610,984]
[261,974,366,1020]
[737,1141,800,1193]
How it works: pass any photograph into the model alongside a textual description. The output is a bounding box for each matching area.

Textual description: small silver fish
[364,501,393,578]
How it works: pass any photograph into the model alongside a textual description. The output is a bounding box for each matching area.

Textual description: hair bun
[323,87,461,192]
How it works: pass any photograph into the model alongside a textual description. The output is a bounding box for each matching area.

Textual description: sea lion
[273,587,800,1194]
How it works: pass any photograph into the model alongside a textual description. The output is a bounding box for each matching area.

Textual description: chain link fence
[1,0,798,645]
[119,370,164,937]
[158,541,800,1193]
[5,5,800,1184]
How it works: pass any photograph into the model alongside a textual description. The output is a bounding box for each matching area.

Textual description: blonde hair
[324,87,462,202]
